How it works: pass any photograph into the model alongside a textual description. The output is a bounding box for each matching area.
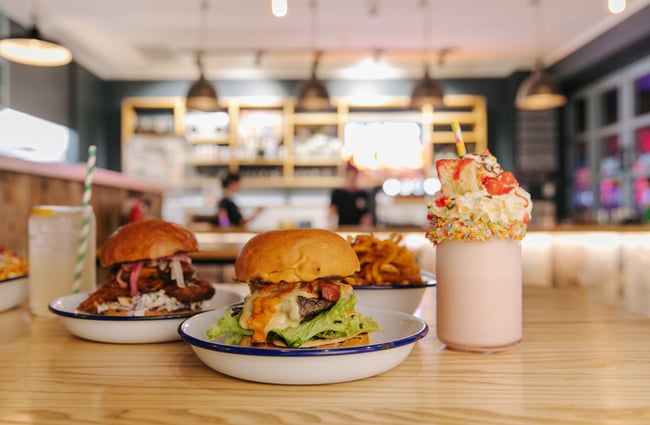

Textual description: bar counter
[1,285,649,424]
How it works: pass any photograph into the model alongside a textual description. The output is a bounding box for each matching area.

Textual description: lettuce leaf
[206,307,252,345]
[205,291,382,348]
[272,290,382,348]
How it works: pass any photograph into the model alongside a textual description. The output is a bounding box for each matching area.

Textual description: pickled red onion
[129,261,143,296]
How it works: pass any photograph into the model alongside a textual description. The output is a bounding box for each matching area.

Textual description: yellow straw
[452,121,466,157]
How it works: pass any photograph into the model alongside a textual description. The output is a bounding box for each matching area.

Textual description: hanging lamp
[410,63,444,109]
[410,0,443,110]
[295,51,330,110]
[0,3,72,67]
[294,0,330,110]
[515,0,566,110]
[185,0,219,112]
[186,53,219,112]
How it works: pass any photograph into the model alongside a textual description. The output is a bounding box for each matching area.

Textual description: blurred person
[329,162,372,227]
[217,172,263,227]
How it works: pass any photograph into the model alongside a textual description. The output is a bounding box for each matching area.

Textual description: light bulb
[271,0,288,17]
[608,0,625,14]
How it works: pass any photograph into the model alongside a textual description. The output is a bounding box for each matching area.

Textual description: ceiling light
[186,0,219,112]
[515,61,567,110]
[608,0,626,14]
[295,0,330,110]
[186,53,219,112]
[0,27,71,67]
[515,0,566,110]
[271,0,288,17]
[410,0,444,110]
[410,64,444,109]
[295,51,331,110]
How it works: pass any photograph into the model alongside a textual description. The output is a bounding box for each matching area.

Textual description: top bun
[100,219,198,267]
[235,228,360,283]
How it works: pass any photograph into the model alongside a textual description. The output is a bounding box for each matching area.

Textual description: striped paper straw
[72,145,96,293]
[451,121,466,157]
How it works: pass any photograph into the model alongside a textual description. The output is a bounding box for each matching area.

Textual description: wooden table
[1,286,649,425]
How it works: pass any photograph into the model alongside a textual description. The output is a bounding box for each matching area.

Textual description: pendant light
[515,0,566,110]
[295,51,331,110]
[185,0,219,112]
[0,1,72,67]
[410,0,443,110]
[295,0,331,110]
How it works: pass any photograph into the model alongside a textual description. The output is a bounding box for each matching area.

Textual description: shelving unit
[120,94,487,189]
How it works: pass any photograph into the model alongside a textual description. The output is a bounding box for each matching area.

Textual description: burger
[206,228,381,348]
[77,219,215,316]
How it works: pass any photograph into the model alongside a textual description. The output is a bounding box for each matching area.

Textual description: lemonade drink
[28,206,97,316]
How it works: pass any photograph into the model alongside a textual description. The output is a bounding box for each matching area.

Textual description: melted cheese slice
[239,282,318,344]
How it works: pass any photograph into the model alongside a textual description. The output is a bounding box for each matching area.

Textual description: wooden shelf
[121,95,487,188]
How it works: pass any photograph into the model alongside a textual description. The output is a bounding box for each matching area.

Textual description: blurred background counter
[0,154,163,258]
[190,225,650,317]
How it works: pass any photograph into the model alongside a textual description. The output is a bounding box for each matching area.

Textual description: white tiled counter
[193,225,650,316]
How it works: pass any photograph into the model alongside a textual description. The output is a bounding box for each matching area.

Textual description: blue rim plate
[49,293,202,321]
[0,275,28,313]
[178,305,429,384]
[351,270,436,290]
[0,274,29,284]
[179,305,429,357]
[48,287,244,344]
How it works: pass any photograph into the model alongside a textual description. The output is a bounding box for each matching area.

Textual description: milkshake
[426,150,532,352]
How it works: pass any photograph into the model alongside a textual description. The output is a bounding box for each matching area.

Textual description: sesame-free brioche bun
[235,228,360,283]
[100,219,198,267]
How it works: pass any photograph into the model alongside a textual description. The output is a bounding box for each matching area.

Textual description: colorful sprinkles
[425,210,529,245]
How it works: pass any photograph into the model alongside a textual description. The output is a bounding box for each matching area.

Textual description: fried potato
[347,234,423,286]
[0,248,29,281]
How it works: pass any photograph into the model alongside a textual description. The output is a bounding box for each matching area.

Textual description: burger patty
[298,297,335,321]
[77,263,215,314]
[245,278,342,323]
[228,295,334,322]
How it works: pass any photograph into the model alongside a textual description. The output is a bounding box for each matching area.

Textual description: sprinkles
[425,216,529,245]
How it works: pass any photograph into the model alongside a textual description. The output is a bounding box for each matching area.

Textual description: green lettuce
[273,290,382,347]
[206,307,252,345]
[205,291,381,347]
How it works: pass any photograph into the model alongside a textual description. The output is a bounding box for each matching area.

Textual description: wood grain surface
[1,286,649,425]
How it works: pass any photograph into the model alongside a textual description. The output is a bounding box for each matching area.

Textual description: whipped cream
[426,151,532,244]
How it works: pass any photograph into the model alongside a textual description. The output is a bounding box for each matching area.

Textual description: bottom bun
[239,332,370,349]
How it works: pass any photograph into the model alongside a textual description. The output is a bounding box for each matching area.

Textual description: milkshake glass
[426,150,532,353]
[436,239,522,352]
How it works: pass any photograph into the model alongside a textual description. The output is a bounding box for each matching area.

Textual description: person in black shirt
[217,172,263,227]
[329,162,372,227]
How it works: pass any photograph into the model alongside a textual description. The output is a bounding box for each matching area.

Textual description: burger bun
[100,219,198,267]
[234,228,360,283]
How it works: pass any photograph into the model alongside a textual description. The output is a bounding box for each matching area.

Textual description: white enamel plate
[49,286,244,344]
[178,305,429,385]
[353,270,436,314]
[0,276,28,312]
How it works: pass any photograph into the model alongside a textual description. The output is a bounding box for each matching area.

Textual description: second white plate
[49,286,244,344]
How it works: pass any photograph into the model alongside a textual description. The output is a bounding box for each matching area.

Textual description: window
[634,126,650,210]
[0,108,70,162]
[600,88,618,125]
[635,73,650,116]
[568,55,650,221]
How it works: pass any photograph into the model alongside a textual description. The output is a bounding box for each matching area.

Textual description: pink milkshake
[436,239,522,352]
[426,150,532,352]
